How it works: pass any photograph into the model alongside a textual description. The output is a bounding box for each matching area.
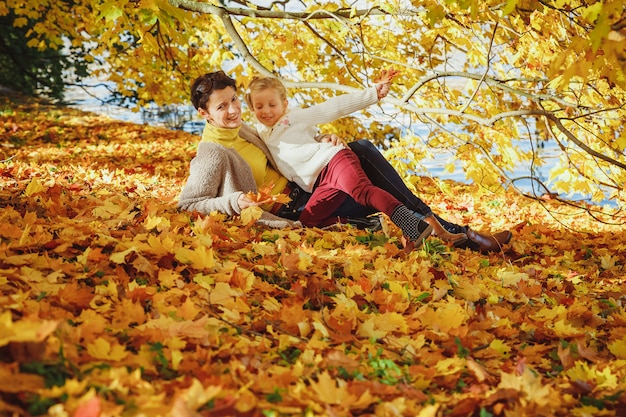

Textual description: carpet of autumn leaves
[2,95,626,417]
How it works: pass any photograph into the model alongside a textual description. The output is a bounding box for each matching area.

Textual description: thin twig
[459,22,498,114]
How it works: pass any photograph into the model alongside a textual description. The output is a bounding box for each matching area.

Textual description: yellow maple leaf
[608,335,626,359]
[532,305,568,321]
[357,312,408,339]
[435,357,466,375]
[245,184,291,204]
[86,337,128,361]
[489,339,511,358]
[416,404,441,417]
[157,269,182,289]
[144,214,171,231]
[374,66,400,83]
[109,246,138,264]
[175,245,215,269]
[308,371,353,405]
[0,222,24,239]
[552,319,587,337]
[565,361,618,390]
[209,282,243,306]
[240,205,263,224]
[599,254,617,270]
[177,378,222,411]
[0,311,58,346]
[2,253,40,266]
[147,233,177,256]
[91,198,125,219]
[176,297,202,320]
[418,301,469,333]
[498,367,551,406]
[24,178,46,196]
[453,280,483,301]
[497,268,528,288]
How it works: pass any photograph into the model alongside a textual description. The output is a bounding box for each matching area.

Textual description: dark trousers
[337,140,466,234]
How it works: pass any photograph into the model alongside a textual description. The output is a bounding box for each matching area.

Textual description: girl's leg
[301,149,433,244]
[348,140,467,242]
[318,149,400,215]
[329,196,378,218]
[298,186,349,228]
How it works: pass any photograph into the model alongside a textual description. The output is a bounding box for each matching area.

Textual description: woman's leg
[300,149,433,244]
[347,140,433,214]
[348,140,513,252]
[348,140,467,240]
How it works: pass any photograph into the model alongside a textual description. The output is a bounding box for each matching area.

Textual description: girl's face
[249,88,288,127]
[198,86,242,129]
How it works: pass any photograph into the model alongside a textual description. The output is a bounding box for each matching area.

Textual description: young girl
[245,76,467,246]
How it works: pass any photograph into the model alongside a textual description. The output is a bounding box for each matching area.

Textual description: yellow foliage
[2,87,626,416]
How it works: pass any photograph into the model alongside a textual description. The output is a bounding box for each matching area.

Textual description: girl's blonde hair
[245,76,287,108]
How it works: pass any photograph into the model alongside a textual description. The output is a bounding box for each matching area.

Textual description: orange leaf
[245,184,291,205]
[57,282,95,311]
[374,67,400,83]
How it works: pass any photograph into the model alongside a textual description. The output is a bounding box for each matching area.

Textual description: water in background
[66,88,616,208]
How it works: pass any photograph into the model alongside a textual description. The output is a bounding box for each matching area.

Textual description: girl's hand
[376,82,390,99]
[374,67,400,99]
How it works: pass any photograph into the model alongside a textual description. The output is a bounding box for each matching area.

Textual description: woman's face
[198,86,242,129]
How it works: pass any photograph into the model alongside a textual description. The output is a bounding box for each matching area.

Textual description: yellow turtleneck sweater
[201,123,288,204]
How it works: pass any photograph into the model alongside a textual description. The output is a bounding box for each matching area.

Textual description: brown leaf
[0,363,46,393]
[56,282,94,312]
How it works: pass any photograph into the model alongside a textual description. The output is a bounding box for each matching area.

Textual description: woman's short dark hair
[190,71,237,110]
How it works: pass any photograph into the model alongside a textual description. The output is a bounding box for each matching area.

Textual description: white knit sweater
[256,87,379,192]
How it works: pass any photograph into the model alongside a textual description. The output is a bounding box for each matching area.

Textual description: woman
[178,71,512,253]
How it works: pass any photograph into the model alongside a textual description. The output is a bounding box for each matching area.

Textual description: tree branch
[168,0,403,19]
[490,110,626,171]
[170,0,626,176]
[401,71,579,109]
[219,12,275,77]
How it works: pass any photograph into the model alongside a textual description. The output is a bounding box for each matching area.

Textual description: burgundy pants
[299,149,402,227]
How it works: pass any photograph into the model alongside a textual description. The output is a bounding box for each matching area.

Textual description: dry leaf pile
[1,97,626,416]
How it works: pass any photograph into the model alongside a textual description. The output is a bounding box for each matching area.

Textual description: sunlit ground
[2,96,626,416]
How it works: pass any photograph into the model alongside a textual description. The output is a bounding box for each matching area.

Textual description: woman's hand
[317,133,346,147]
[237,193,261,210]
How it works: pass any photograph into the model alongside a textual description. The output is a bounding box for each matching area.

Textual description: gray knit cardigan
[177,124,299,228]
